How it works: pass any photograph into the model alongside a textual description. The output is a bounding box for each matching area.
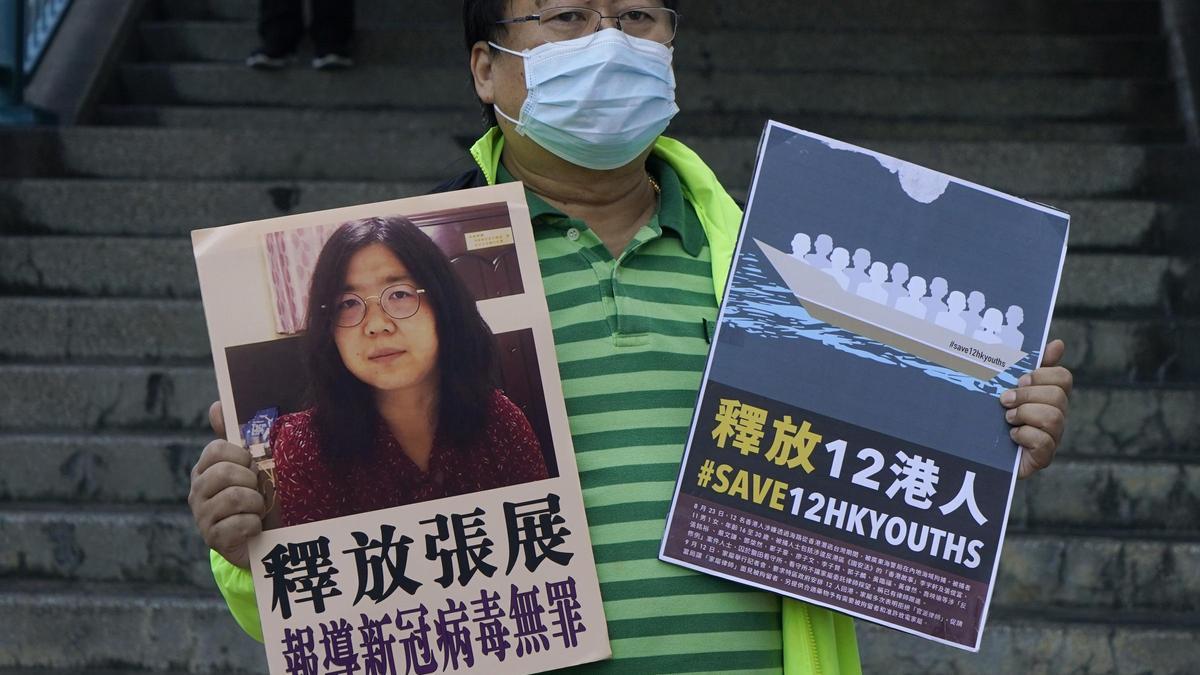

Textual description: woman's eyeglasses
[324,283,427,327]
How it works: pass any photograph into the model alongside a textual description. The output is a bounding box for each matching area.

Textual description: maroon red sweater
[271,390,548,526]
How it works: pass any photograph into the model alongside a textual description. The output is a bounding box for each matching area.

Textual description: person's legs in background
[248,0,305,68]
[309,0,356,70]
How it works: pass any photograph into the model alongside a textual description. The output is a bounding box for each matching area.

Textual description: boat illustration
[754,239,1027,381]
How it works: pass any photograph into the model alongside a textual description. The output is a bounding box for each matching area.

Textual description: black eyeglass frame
[494,6,681,45]
[322,284,428,328]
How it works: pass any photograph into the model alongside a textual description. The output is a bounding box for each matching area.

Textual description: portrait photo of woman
[267,215,549,527]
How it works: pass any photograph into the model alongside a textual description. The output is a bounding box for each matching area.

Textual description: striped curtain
[263,223,337,334]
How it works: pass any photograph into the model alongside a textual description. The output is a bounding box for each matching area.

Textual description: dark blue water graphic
[723,252,1038,401]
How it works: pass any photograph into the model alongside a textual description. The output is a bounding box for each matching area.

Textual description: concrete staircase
[2,0,1198,672]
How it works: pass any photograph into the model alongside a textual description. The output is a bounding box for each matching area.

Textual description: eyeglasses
[323,283,427,328]
[496,6,679,46]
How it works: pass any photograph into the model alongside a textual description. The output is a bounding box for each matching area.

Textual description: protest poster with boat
[661,121,1069,651]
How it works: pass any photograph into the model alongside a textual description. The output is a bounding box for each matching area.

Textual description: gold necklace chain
[648,174,661,195]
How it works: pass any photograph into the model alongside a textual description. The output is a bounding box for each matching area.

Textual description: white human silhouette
[857,261,889,305]
[823,247,851,290]
[790,232,811,261]
[895,275,928,319]
[805,234,833,269]
[847,248,871,293]
[973,308,1004,344]
[922,276,949,317]
[963,290,986,335]
[935,291,967,334]
[884,262,910,307]
[1001,305,1025,350]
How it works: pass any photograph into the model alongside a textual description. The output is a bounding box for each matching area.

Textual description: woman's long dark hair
[304,216,495,461]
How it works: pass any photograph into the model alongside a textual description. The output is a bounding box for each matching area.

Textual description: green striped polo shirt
[498,158,783,674]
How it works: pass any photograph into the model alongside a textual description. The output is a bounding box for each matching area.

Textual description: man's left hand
[1000,339,1072,479]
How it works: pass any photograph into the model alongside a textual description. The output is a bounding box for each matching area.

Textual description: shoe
[312,53,355,70]
[246,50,291,69]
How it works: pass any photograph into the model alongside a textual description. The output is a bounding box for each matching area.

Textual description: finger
[1017,451,1047,480]
[191,439,253,481]
[206,512,264,554]
[192,459,259,503]
[209,401,226,438]
[196,485,267,531]
[1040,339,1066,369]
[1017,366,1073,396]
[1005,402,1065,442]
[1000,384,1069,411]
[1010,426,1056,472]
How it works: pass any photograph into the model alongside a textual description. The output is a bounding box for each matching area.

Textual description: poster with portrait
[660,121,1069,651]
[193,183,610,673]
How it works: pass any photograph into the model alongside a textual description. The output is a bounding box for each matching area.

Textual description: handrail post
[1,0,67,125]
[3,0,25,107]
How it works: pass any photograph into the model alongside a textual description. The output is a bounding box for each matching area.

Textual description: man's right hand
[188,401,265,569]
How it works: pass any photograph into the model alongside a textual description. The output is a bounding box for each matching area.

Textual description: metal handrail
[23,0,71,76]
[2,0,72,112]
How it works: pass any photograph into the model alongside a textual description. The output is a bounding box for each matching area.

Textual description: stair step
[687,137,1164,198]
[97,103,485,133]
[0,577,1193,671]
[136,22,1170,77]
[857,610,1200,673]
[2,505,1196,604]
[1009,459,1200,531]
[1052,198,1174,249]
[772,116,1185,145]
[1,128,1177,198]
[0,179,429,237]
[1067,387,1200,458]
[682,0,1165,34]
[0,298,207,362]
[2,179,1175,250]
[153,0,453,23]
[0,433,202,503]
[996,534,1200,613]
[0,580,265,672]
[1060,253,1191,311]
[2,236,1186,311]
[113,64,1177,123]
[1049,317,1200,381]
[94,104,1187,144]
[0,506,212,588]
[0,236,200,298]
[0,127,470,182]
[0,365,217,432]
[1,297,1194,381]
[151,0,1164,34]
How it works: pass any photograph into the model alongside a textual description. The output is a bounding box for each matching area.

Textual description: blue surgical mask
[489,29,678,170]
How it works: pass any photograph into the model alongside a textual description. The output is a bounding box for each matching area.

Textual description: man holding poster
[190,2,1074,672]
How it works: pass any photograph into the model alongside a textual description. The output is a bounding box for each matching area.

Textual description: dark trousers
[259,0,355,56]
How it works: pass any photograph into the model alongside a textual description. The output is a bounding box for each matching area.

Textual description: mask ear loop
[487,42,530,131]
[493,103,523,128]
[488,41,526,58]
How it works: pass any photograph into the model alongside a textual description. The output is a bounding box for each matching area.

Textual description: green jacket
[210,128,862,675]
